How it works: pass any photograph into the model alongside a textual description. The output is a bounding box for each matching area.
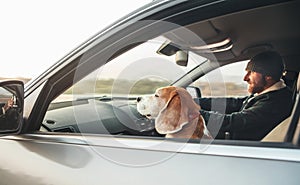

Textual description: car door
[1,0,300,184]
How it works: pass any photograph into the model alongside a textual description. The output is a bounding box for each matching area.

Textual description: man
[199,51,293,140]
[0,98,13,116]
[0,98,14,128]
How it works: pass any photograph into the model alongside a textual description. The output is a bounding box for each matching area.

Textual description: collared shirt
[247,79,286,104]
[257,79,286,96]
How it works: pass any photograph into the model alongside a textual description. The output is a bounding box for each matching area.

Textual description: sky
[0,0,150,79]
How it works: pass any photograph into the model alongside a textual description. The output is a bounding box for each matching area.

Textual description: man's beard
[248,77,267,94]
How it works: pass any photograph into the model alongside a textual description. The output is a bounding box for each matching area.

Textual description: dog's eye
[154,94,159,97]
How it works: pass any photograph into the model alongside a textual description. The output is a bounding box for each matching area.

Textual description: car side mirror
[186,86,201,98]
[0,80,24,134]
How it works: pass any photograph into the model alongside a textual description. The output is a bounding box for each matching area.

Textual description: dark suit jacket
[199,87,293,140]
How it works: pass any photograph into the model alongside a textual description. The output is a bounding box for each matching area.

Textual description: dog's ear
[176,87,201,122]
[156,88,199,134]
[155,89,183,134]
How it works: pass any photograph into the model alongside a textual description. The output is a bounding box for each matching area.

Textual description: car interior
[39,0,300,143]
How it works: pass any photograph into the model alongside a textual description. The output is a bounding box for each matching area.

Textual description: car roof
[160,0,300,71]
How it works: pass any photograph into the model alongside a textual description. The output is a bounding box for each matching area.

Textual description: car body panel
[1,134,300,185]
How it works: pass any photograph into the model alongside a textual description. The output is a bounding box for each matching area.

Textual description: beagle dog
[137,86,212,139]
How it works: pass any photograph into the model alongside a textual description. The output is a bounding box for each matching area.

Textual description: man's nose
[243,71,250,81]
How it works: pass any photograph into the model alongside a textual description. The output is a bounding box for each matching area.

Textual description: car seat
[262,73,300,142]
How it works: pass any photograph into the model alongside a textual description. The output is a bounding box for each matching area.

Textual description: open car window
[42,36,207,135]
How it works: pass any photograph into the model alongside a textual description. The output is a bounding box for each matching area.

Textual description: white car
[0,0,300,184]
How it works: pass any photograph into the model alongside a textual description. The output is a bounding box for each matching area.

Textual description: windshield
[53,36,207,102]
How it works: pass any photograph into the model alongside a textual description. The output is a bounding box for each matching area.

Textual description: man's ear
[265,75,279,84]
[265,75,272,81]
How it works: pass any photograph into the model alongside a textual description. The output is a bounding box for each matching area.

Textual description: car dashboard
[42,96,162,137]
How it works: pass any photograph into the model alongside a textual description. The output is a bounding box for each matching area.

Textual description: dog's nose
[137,97,142,102]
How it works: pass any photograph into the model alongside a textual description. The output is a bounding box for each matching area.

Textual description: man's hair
[245,51,285,81]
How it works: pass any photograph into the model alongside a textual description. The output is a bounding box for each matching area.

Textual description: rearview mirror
[175,50,188,66]
[0,80,24,133]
